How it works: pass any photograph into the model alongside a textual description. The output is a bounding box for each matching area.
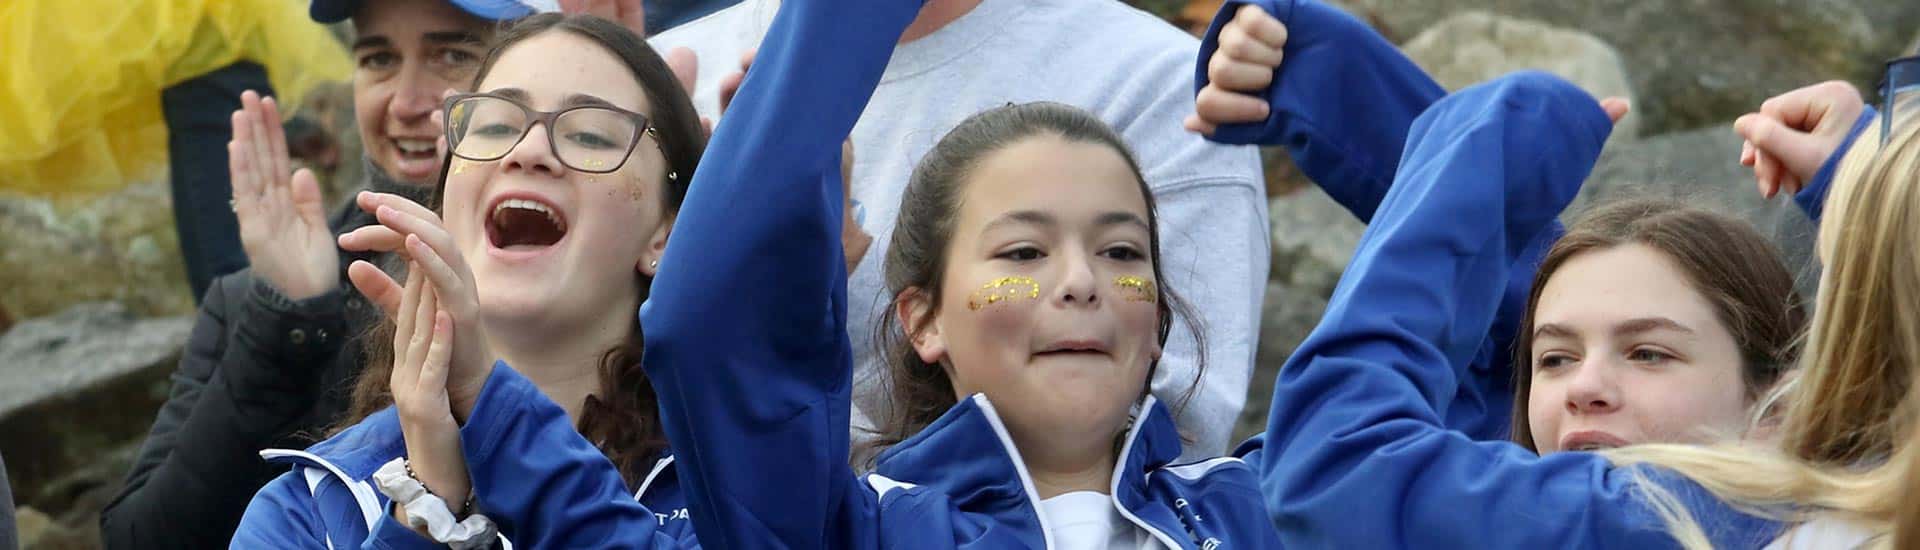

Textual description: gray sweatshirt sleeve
[1148,176,1268,459]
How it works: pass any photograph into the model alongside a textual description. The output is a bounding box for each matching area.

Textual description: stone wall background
[1,3,1913,547]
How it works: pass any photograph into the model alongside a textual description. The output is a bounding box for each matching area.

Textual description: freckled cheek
[941,293,1036,374]
[440,181,487,248]
[952,298,1036,343]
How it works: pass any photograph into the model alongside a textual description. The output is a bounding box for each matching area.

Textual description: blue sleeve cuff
[1195,0,1290,145]
[1192,0,1448,222]
[1794,105,1877,222]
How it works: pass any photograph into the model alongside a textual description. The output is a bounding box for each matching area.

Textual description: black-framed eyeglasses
[1879,55,1919,145]
[442,93,670,176]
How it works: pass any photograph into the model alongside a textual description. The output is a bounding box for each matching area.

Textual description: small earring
[649,259,660,270]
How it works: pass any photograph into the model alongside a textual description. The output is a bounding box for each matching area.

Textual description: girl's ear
[899,287,947,364]
[639,213,674,277]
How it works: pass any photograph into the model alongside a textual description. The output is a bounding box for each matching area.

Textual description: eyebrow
[1533,323,1577,340]
[981,210,1148,234]
[982,210,1055,233]
[350,36,391,51]
[351,31,484,51]
[424,31,485,46]
[1614,317,1695,336]
[1095,211,1150,230]
[562,93,619,110]
[481,89,630,113]
[1533,317,1695,339]
[487,87,531,102]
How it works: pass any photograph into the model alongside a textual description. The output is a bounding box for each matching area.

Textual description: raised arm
[1195,0,1572,439]
[106,92,355,550]
[1195,0,1444,222]
[637,0,922,547]
[1255,72,1774,548]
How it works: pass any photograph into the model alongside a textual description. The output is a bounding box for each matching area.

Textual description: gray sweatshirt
[652,0,1267,459]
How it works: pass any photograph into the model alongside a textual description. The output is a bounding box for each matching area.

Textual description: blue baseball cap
[310,0,560,23]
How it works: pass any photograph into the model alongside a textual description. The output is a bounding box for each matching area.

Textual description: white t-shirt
[651,0,1267,461]
[1764,518,1877,549]
[1041,491,1159,549]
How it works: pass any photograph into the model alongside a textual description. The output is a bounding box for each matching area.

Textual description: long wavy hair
[335,13,706,487]
[1602,117,1920,548]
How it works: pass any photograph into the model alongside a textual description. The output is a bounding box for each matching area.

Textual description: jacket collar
[873,394,1186,548]
[293,407,410,481]
[273,406,680,501]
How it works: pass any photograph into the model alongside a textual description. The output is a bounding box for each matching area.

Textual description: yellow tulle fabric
[0,0,352,197]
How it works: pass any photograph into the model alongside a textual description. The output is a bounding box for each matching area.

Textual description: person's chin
[474,292,550,325]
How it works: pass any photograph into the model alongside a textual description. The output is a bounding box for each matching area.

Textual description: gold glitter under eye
[967,276,1040,311]
[1113,275,1157,303]
[449,160,469,175]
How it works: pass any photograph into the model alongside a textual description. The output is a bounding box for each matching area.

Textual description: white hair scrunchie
[372,458,497,549]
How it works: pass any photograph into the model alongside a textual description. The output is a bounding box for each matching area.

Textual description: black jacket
[2,450,16,550]
[100,166,426,549]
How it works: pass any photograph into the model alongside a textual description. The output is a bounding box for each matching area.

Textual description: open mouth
[394,138,438,160]
[388,137,442,180]
[486,197,569,250]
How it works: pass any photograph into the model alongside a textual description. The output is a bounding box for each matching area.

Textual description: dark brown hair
[1510,199,1806,451]
[337,13,705,487]
[860,102,1205,463]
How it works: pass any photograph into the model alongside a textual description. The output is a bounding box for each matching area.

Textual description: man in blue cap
[107,2,552,548]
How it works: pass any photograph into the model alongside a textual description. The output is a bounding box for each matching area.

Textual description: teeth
[493,199,565,231]
[395,139,436,154]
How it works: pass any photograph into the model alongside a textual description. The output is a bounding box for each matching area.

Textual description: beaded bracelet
[403,458,475,516]
[373,458,496,549]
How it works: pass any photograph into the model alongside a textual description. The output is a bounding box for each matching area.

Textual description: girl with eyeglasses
[231,13,709,548]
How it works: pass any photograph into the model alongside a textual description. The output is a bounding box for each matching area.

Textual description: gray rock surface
[1402,11,1641,141]
[0,303,190,510]
[1329,0,1906,135]
[0,182,193,321]
[1237,189,1360,441]
[1573,123,1823,296]
[1266,187,1365,301]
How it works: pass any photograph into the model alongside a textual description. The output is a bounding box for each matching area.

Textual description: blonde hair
[1598,117,1920,549]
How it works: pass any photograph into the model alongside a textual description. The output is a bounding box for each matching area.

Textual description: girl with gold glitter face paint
[893,122,1173,499]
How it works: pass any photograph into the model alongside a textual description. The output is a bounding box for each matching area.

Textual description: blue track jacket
[415,0,1284,547]
[321,0,1819,548]
[637,0,1282,546]
[230,365,697,548]
[1202,1,1786,547]
[1191,0,1854,448]
[1246,71,1783,549]
[1193,0,1559,441]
